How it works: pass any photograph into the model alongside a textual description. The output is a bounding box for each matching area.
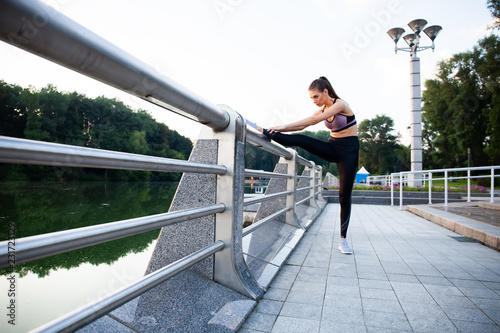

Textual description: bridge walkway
[239,204,500,333]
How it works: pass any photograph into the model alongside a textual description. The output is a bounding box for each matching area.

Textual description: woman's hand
[267,125,286,133]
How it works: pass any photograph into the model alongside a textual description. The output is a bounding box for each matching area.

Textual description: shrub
[476,177,494,188]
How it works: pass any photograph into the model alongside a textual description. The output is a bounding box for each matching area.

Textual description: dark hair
[308,76,339,99]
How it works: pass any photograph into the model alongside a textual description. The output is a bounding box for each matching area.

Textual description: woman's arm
[268,100,347,133]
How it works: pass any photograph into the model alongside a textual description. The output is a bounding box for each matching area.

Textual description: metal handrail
[244,169,293,179]
[296,195,314,206]
[33,241,225,333]
[242,207,291,237]
[296,185,314,192]
[246,128,293,160]
[0,1,326,331]
[0,136,227,175]
[0,0,230,130]
[297,156,313,167]
[0,204,226,267]
[390,166,499,209]
[243,191,292,206]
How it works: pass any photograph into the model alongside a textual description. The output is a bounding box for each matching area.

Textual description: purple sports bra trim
[323,98,357,133]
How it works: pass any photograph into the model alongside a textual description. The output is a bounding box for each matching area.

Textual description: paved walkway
[239,204,500,333]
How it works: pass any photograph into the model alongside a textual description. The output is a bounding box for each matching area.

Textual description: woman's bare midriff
[331,124,358,138]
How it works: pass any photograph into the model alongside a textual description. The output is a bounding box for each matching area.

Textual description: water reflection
[0,181,178,332]
[0,181,178,277]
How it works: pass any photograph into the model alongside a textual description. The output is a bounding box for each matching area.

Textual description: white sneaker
[338,238,352,254]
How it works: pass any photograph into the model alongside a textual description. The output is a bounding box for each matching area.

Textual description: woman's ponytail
[309,76,339,99]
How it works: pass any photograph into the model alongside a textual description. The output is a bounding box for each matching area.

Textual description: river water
[0,181,179,332]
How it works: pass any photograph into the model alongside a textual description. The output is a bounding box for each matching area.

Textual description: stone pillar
[410,56,423,187]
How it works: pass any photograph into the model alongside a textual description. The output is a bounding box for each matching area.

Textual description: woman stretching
[262,76,359,254]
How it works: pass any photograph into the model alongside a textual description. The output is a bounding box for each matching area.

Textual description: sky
[0,0,495,145]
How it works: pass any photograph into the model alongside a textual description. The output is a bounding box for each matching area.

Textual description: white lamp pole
[387,20,442,187]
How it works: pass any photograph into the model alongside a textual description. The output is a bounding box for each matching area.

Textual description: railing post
[199,105,263,299]
[428,172,432,204]
[305,161,319,208]
[399,172,403,211]
[491,168,495,204]
[391,173,394,206]
[467,169,471,203]
[279,149,300,226]
[315,165,326,205]
[444,170,448,208]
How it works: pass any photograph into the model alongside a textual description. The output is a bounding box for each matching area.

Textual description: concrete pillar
[410,56,423,187]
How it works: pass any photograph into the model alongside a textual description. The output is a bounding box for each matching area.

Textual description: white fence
[388,166,499,210]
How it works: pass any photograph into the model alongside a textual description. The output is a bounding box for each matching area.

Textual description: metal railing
[0,0,325,331]
[390,166,500,210]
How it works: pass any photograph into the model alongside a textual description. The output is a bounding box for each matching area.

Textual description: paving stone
[271,317,320,333]
[469,297,500,310]
[241,313,277,332]
[360,287,398,301]
[387,274,420,283]
[401,301,446,317]
[322,306,364,325]
[452,320,500,333]
[358,279,392,290]
[406,314,457,333]
[263,288,289,302]
[254,300,283,316]
[363,311,412,331]
[417,276,453,286]
[279,302,322,320]
[458,287,500,299]
[441,304,495,323]
[361,298,404,314]
[325,298,359,315]
[432,294,477,308]
[239,204,500,333]
[394,290,436,304]
[390,281,427,293]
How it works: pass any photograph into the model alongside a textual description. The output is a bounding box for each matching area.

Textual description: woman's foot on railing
[262,128,274,138]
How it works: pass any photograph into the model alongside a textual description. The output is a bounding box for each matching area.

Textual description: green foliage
[245,143,279,172]
[476,177,495,187]
[0,81,193,181]
[488,0,500,29]
[0,181,178,277]
[422,34,500,167]
[358,114,402,174]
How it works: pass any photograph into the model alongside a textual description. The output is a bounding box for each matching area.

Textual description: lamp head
[408,19,428,35]
[387,28,405,44]
[403,33,417,47]
[423,25,442,41]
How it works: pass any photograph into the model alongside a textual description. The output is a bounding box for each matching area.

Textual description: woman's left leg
[335,139,359,239]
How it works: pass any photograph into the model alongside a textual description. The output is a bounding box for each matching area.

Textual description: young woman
[262,76,359,254]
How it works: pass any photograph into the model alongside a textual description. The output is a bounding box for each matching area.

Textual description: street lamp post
[387,19,442,187]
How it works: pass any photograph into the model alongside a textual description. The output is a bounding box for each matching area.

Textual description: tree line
[0,81,193,181]
[422,33,500,168]
[360,2,500,175]
[2,5,499,181]
[422,0,500,169]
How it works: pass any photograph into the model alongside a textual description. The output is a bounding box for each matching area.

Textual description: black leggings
[264,130,359,238]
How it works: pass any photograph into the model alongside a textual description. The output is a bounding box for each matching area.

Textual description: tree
[0,81,193,181]
[488,0,500,29]
[422,34,500,166]
[358,115,400,174]
[0,81,27,138]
